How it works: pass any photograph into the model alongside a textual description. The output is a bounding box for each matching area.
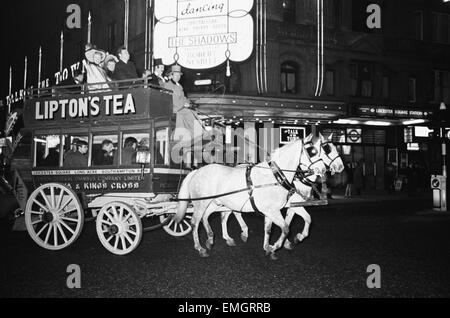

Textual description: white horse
[219,133,345,252]
[173,135,327,258]
[282,133,345,249]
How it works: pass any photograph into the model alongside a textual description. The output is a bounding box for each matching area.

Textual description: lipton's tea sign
[154,0,254,69]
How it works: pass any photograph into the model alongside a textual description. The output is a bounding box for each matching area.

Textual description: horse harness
[246,162,298,214]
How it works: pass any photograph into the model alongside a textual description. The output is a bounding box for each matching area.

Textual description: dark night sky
[0,0,92,128]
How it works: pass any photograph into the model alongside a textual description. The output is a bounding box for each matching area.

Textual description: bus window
[154,128,169,166]
[92,134,118,166]
[34,135,61,168]
[121,133,150,166]
[62,136,89,168]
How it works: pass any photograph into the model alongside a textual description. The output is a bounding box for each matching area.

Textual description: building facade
[3,0,450,192]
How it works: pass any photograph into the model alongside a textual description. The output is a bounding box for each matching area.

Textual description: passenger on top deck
[64,139,89,168]
[111,46,139,85]
[83,43,111,92]
[145,58,167,87]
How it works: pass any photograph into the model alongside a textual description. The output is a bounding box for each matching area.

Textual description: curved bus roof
[23,79,173,129]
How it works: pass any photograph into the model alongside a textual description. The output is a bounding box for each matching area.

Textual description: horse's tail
[173,171,196,223]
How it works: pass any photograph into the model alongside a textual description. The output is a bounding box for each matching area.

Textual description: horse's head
[299,134,327,177]
[319,133,344,174]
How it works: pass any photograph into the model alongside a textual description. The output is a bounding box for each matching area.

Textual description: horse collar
[269,161,296,197]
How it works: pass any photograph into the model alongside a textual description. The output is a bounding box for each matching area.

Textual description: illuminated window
[282,0,296,23]
[121,132,150,166]
[62,135,89,168]
[154,128,170,166]
[281,62,298,94]
[92,134,118,166]
[34,135,61,168]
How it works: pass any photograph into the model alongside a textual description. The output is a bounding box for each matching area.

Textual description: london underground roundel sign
[153,0,254,69]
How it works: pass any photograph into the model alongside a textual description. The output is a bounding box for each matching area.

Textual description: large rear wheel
[25,183,84,250]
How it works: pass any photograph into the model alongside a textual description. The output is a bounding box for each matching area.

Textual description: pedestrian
[344,162,354,198]
[385,162,396,194]
[353,160,364,195]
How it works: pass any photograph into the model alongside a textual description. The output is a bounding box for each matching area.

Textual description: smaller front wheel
[96,202,142,255]
[160,213,192,237]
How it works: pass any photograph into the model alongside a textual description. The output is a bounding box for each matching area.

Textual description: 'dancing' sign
[154,0,254,69]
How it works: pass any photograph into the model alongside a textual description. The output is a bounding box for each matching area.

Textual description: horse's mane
[270,139,304,162]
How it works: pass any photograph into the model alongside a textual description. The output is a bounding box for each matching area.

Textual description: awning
[188,93,347,124]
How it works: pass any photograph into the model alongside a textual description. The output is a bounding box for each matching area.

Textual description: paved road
[1,195,449,298]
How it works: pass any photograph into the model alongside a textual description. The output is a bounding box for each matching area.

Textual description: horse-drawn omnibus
[18,79,196,255]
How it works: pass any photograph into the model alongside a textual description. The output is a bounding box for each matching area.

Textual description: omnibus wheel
[96,202,142,255]
[159,213,192,237]
[25,183,84,251]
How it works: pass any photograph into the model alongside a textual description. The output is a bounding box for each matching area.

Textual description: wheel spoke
[105,209,115,222]
[44,223,53,244]
[39,190,53,210]
[54,222,58,246]
[120,235,126,250]
[61,216,79,223]
[60,220,75,235]
[106,235,114,243]
[58,207,78,216]
[33,199,49,212]
[31,219,42,226]
[126,229,137,235]
[111,206,119,221]
[113,235,119,250]
[55,188,65,211]
[55,197,73,214]
[50,186,55,209]
[101,220,112,226]
[119,206,124,221]
[123,232,134,245]
[167,219,174,229]
[36,223,49,236]
[30,210,44,215]
[56,222,68,244]
[123,213,133,224]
